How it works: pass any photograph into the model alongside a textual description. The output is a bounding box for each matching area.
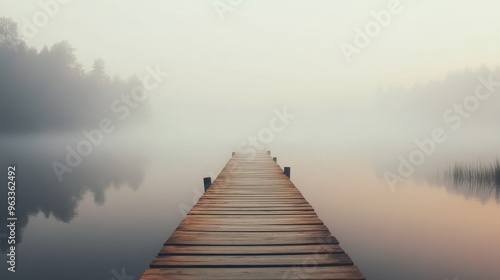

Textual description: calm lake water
[1,135,499,280]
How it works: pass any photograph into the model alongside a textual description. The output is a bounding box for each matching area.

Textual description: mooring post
[203,177,212,192]
[232,152,235,156]
[273,157,277,162]
[284,167,291,178]
[267,150,271,155]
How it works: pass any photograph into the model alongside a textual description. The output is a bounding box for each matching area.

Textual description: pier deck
[140,152,364,280]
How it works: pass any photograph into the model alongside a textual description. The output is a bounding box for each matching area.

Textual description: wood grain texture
[141,266,365,280]
[140,152,364,279]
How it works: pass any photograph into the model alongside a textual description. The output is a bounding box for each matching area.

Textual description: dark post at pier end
[203,177,212,192]
[284,167,291,178]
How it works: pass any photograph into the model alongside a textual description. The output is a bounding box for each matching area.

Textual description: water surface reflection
[433,161,500,204]
[0,135,149,252]
[279,151,500,280]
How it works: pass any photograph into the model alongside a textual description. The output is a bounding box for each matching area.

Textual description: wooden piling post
[273,157,277,162]
[203,177,212,192]
[267,150,271,155]
[284,167,291,178]
[232,152,235,156]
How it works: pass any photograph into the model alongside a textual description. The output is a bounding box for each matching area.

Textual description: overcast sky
[2,1,499,87]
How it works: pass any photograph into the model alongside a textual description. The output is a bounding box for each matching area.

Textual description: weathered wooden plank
[201,197,304,200]
[211,187,298,190]
[198,198,308,202]
[181,216,324,225]
[175,224,328,232]
[166,231,338,245]
[194,200,306,203]
[195,202,309,206]
[191,206,314,211]
[159,244,343,255]
[208,187,296,190]
[150,253,353,267]
[193,203,312,208]
[188,210,316,215]
[200,195,304,198]
[203,195,304,198]
[207,191,300,194]
[211,183,294,187]
[141,266,365,280]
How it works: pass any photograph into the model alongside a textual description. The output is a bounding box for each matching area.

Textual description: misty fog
[1,1,500,280]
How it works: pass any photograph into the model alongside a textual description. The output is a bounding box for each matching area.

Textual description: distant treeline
[0,17,148,134]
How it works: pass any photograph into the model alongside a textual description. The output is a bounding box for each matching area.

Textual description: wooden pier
[140,152,365,280]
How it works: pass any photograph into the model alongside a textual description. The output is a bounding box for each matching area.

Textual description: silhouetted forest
[0,17,151,252]
[0,17,149,134]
